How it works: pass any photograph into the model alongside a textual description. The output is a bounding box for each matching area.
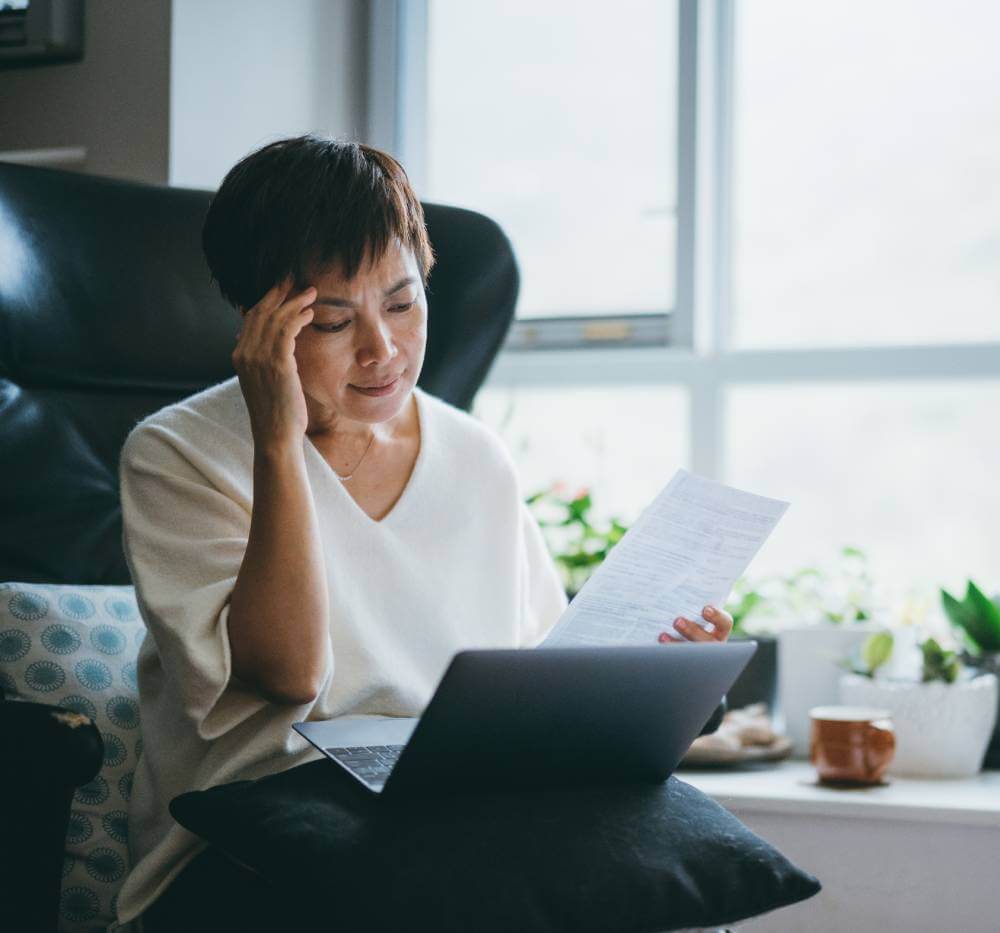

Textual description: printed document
[541,469,789,648]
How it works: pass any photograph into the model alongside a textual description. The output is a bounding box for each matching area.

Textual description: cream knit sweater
[113,377,567,924]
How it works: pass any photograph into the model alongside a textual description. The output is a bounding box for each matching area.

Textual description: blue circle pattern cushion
[0,582,145,932]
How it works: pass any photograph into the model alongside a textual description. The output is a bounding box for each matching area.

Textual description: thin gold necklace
[334,430,376,482]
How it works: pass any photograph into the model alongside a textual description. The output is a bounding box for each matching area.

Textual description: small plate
[679,734,794,768]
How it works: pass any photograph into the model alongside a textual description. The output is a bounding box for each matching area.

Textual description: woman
[114,134,733,931]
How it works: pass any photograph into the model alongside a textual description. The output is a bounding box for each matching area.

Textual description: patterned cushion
[0,582,145,932]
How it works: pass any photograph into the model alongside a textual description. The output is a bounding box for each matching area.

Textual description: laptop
[293,641,755,799]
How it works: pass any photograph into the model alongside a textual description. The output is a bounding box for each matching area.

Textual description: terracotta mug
[809,705,895,786]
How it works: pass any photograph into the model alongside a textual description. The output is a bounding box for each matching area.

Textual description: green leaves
[527,484,630,596]
[840,630,894,678]
[940,581,1000,653]
[564,492,593,525]
[919,637,960,684]
[726,587,765,635]
[861,631,894,676]
[724,545,876,634]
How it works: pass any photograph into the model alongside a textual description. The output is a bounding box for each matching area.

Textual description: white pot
[778,623,881,756]
[839,672,999,778]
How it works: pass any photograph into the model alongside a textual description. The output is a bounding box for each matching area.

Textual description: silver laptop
[293,642,755,799]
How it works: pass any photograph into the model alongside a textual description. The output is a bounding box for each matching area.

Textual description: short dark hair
[201,134,435,311]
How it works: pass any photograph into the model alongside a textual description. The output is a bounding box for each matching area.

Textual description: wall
[735,810,997,932]
[0,0,369,189]
[0,0,172,184]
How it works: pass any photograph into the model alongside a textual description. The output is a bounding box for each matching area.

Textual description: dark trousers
[139,845,286,933]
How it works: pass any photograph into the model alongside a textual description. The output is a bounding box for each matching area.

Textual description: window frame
[370,0,1000,481]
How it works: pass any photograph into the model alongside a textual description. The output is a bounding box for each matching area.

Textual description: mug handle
[864,718,896,778]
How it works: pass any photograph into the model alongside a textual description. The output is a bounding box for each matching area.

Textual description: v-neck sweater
[113,376,568,924]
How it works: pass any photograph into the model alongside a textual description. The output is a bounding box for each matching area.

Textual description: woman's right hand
[232,275,317,451]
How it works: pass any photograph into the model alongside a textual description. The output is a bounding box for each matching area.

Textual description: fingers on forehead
[265,273,295,299]
[255,276,300,316]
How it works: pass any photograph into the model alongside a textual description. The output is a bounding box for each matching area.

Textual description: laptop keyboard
[324,744,405,789]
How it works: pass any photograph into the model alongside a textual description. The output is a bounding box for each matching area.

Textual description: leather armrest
[0,697,104,785]
[0,698,104,933]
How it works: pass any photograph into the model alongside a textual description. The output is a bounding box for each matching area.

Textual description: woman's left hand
[661,605,734,643]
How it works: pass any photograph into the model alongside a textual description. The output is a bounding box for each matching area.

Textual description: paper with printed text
[541,468,789,648]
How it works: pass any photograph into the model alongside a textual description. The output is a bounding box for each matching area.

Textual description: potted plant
[839,631,999,778]
[526,484,628,599]
[940,580,1000,768]
[732,547,885,756]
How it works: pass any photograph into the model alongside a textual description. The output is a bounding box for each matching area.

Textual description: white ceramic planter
[778,623,880,756]
[840,672,999,778]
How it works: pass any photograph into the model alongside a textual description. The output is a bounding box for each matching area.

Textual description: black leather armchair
[0,161,519,585]
[0,161,519,931]
[0,161,723,932]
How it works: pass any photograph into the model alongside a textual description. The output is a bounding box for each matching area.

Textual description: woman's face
[294,239,427,432]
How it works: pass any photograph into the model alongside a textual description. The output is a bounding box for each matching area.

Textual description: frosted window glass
[732,0,1000,348]
[473,385,688,524]
[725,382,1000,599]
[427,0,678,318]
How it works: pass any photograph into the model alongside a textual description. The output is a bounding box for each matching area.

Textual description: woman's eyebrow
[313,276,417,307]
[385,275,418,295]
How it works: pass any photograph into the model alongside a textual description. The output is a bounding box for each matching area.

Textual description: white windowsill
[679,758,1000,827]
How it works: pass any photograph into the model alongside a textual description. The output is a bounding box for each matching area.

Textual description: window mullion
[713,0,736,357]
[367,0,429,193]
[674,0,700,353]
[684,0,733,479]
[689,374,724,480]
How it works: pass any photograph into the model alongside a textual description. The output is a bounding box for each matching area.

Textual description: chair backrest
[0,162,518,585]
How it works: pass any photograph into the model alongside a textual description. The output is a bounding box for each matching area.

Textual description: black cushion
[170,759,820,932]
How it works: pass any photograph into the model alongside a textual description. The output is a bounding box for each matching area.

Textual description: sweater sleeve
[517,498,569,648]
[119,421,268,741]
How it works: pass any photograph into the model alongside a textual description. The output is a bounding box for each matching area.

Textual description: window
[725,381,1000,592]
[732,0,1000,349]
[375,0,1000,601]
[426,0,679,322]
[371,0,684,350]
